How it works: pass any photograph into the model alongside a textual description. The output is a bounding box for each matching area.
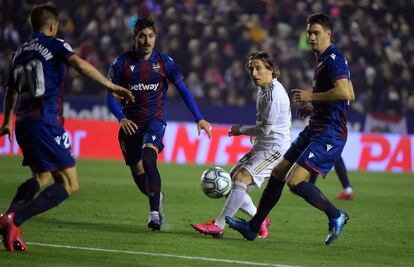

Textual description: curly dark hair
[134,17,156,37]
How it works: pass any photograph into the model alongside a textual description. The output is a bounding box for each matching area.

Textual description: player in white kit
[192,51,291,238]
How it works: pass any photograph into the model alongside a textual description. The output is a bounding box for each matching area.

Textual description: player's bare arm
[120,118,139,135]
[67,54,135,103]
[292,78,355,103]
[198,119,212,138]
[0,86,18,141]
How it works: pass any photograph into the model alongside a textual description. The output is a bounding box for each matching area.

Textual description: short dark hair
[247,52,280,79]
[307,12,333,32]
[30,4,59,32]
[133,17,156,37]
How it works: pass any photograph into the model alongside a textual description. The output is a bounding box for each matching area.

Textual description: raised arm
[67,54,134,103]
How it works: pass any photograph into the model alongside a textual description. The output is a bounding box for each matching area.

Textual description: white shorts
[229,146,284,189]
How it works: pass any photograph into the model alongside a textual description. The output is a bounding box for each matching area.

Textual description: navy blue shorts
[15,122,76,172]
[284,127,346,177]
[118,120,166,165]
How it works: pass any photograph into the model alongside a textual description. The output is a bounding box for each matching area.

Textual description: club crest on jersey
[129,65,135,72]
[152,63,160,72]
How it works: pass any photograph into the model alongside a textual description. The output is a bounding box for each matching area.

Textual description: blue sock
[249,176,285,232]
[308,173,318,184]
[142,147,161,212]
[291,182,340,220]
[7,177,40,213]
[335,157,351,189]
[132,173,148,196]
[13,183,69,227]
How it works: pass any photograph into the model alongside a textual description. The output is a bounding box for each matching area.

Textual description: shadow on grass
[30,217,199,238]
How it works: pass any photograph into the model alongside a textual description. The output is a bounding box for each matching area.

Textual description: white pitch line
[27,242,304,267]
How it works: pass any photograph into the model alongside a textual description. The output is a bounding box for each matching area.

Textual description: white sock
[240,193,257,217]
[215,181,247,229]
[344,187,353,194]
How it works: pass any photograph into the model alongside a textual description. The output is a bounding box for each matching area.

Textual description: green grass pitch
[0,156,413,266]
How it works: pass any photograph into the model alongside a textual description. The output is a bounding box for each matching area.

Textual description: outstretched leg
[7,177,40,213]
[192,168,253,238]
[1,167,77,252]
[287,163,348,245]
[6,167,55,213]
[13,167,77,227]
[226,159,292,240]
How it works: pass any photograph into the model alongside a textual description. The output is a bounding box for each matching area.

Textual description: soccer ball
[200,167,232,198]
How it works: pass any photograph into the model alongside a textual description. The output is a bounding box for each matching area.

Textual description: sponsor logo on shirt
[129,83,159,91]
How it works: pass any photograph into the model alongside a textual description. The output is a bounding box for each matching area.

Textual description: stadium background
[0,2,413,267]
[0,0,413,173]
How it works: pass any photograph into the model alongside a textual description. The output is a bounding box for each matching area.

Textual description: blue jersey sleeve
[162,54,184,84]
[161,54,202,121]
[107,57,122,85]
[175,80,204,122]
[50,38,74,62]
[325,54,349,83]
[106,91,125,121]
[106,56,125,121]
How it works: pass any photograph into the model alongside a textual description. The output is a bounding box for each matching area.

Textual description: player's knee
[232,168,253,185]
[35,172,53,188]
[142,147,158,168]
[130,161,145,174]
[286,179,297,189]
[232,179,248,191]
[270,167,288,181]
[229,168,237,179]
[270,158,292,181]
[285,172,306,189]
[63,180,79,196]
[70,182,80,195]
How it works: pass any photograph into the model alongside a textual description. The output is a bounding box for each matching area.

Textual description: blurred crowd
[0,0,413,114]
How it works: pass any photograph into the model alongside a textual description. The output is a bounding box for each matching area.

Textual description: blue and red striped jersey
[7,32,74,126]
[107,48,193,126]
[309,44,351,139]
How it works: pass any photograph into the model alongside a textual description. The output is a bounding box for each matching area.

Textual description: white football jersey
[251,78,291,151]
